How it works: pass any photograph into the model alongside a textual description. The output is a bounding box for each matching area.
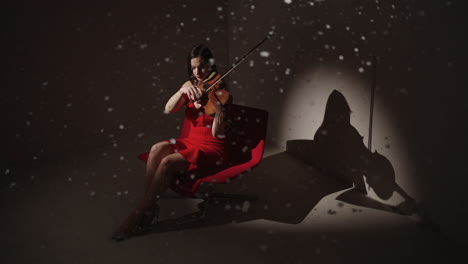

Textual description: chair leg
[198,184,215,220]
[199,195,212,220]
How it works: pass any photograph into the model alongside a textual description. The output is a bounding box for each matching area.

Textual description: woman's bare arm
[212,109,227,139]
[208,89,227,138]
[165,81,200,113]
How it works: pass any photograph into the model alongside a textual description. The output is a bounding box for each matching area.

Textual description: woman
[112,44,229,241]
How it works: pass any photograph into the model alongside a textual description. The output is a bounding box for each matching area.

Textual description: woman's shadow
[142,90,424,236]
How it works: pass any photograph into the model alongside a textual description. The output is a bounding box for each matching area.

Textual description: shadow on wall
[286,90,420,215]
[137,90,426,236]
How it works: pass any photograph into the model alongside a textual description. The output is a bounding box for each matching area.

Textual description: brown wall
[224,0,467,242]
[4,0,229,167]
[3,0,467,244]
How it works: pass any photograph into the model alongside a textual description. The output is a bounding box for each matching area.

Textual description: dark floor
[1,145,464,264]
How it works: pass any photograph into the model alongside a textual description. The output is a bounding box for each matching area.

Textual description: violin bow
[204,31,275,93]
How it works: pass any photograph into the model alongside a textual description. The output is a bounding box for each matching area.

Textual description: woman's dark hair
[187,44,218,81]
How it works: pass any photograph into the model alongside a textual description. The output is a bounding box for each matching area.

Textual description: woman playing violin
[112,44,230,241]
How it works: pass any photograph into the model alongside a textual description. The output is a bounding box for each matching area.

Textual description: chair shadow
[142,150,350,236]
[139,90,422,236]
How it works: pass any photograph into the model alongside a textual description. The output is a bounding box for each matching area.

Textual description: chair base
[196,185,258,219]
[195,192,258,202]
[162,184,258,221]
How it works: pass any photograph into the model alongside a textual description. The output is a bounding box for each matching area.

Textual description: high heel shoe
[138,205,160,232]
[112,205,160,241]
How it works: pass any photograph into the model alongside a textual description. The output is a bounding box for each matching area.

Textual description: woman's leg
[142,153,189,205]
[112,153,189,240]
[145,142,174,190]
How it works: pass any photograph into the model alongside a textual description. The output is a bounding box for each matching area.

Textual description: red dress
[166,103,226,177]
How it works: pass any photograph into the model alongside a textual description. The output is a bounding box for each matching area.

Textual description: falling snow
[260,51,270,57]
[5,2,458,244]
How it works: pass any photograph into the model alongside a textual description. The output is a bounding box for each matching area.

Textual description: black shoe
[112,205,160,241]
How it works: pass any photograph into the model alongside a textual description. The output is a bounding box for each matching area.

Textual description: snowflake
[260,51,270,57]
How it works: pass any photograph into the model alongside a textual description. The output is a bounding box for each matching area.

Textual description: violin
[194,71,230,116]
[193,31,274,116]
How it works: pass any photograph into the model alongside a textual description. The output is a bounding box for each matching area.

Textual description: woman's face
[190,56,210,82]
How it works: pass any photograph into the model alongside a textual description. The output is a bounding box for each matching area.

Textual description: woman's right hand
[179,83,201,102]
